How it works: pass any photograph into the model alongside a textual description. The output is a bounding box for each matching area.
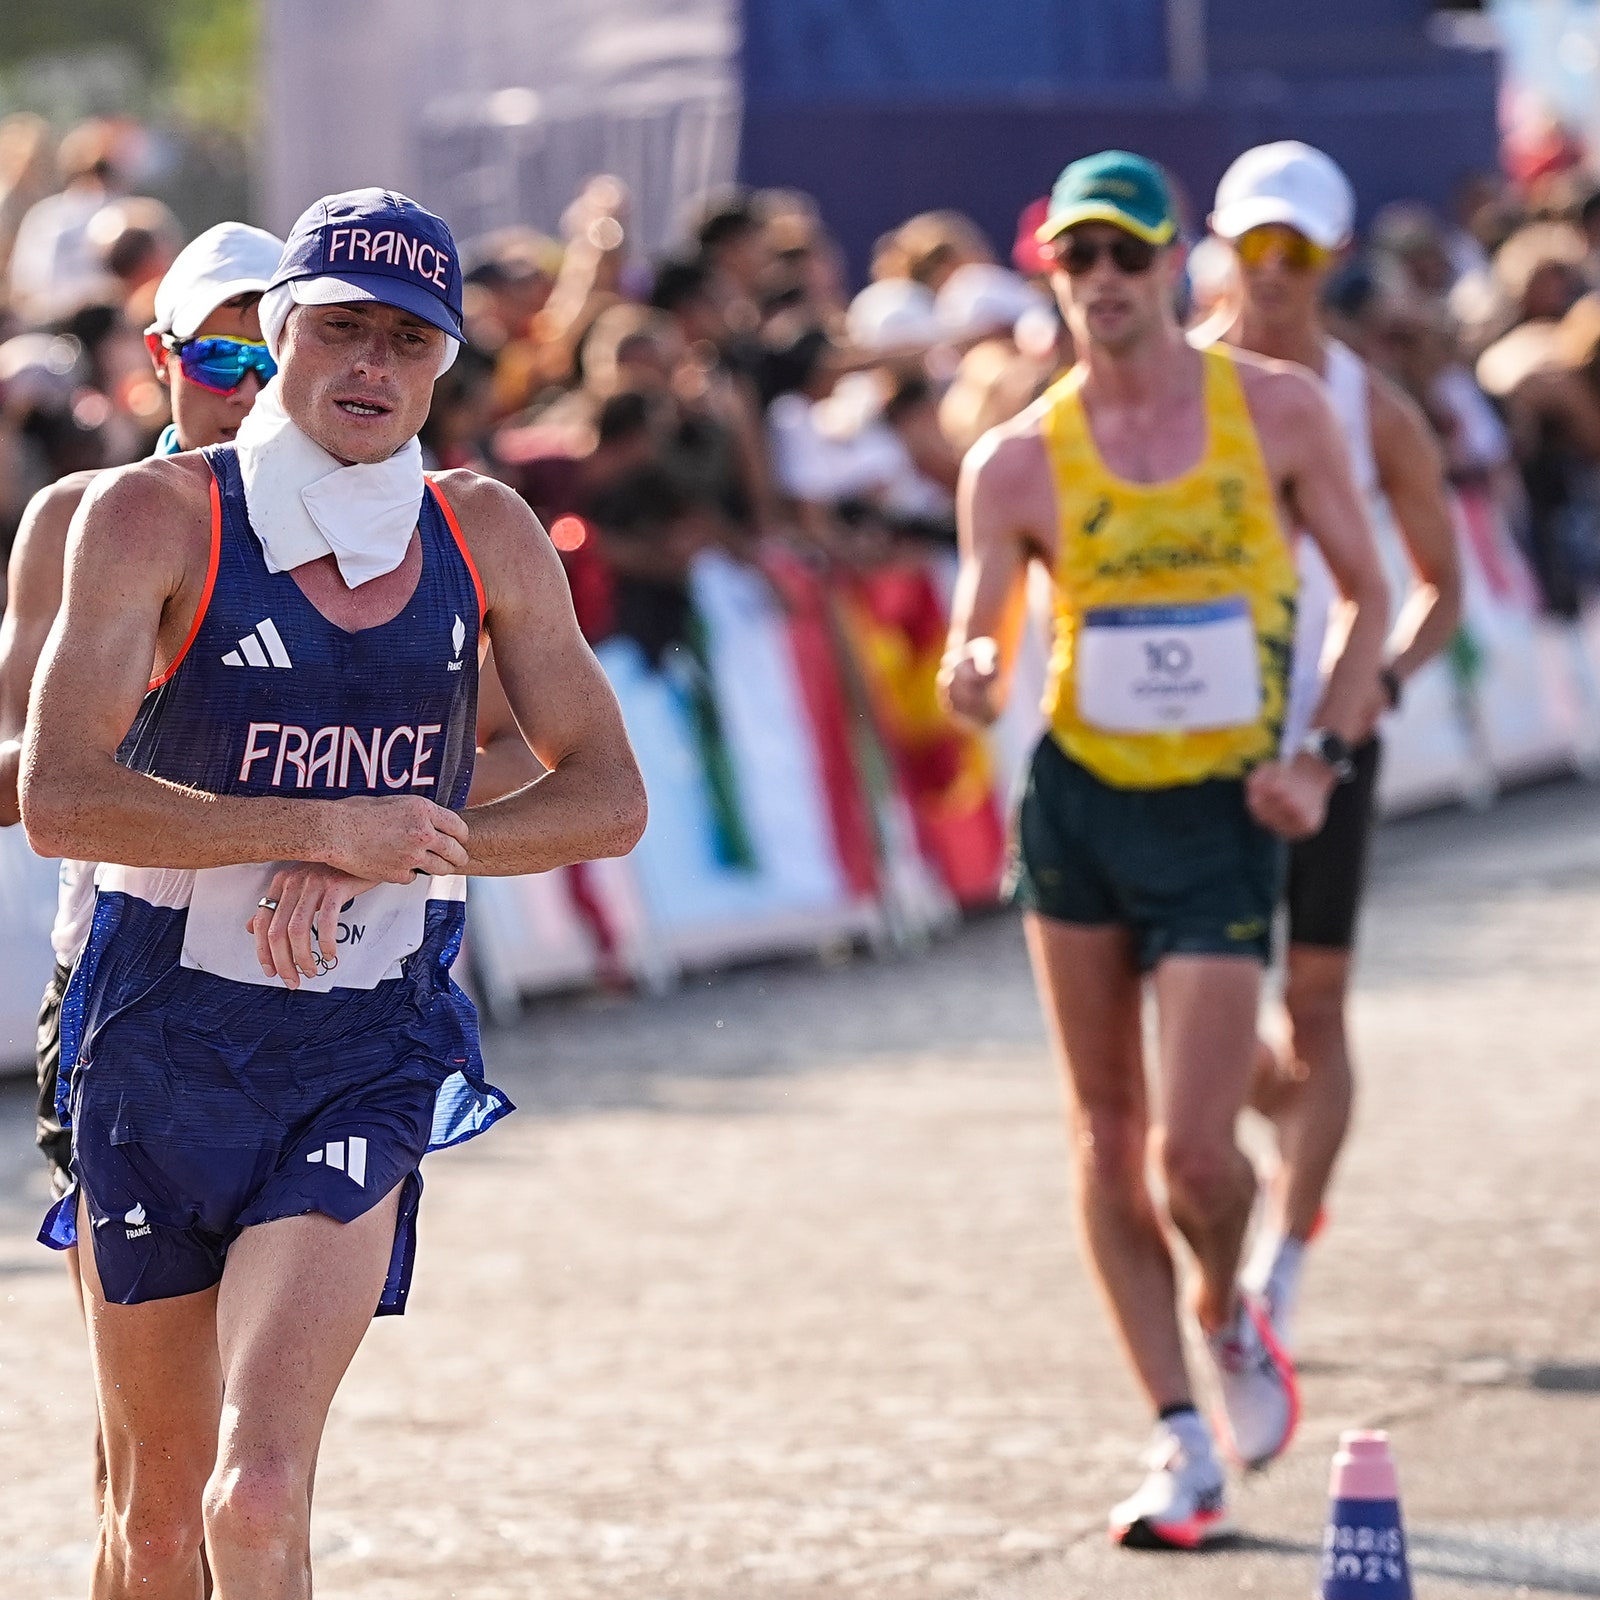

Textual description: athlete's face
[277,301,447,465]
[1049,223,1182,356]
[150,294,266,449]
[1227,224,1334,338]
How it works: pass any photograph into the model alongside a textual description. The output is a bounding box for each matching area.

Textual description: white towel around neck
[232,378,425,588]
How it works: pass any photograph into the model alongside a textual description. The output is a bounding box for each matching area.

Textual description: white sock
[1163,1406,1218,1462]
[1265,1236,1306,1316]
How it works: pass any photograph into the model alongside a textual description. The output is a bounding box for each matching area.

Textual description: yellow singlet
[1039,346,1297,790]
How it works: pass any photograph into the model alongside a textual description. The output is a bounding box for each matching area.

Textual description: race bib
[1077,598,1261,733]
[179,862,428,992]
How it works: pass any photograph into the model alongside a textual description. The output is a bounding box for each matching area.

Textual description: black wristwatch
[1299,727,1355,782]
[1379,664,1404,711]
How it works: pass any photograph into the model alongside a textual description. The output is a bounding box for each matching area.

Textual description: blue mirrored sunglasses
[169,335,277,395]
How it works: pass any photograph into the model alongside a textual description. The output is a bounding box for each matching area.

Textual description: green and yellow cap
[1037,151,1177,247]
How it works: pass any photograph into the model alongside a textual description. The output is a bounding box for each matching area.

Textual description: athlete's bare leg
[203,1189,401,1599]
[1024,914,1193,1413]
[1150,954,1263,1335]
[77,1194,221,1600]
[1268,944,1355,1241]
[62,1245,111,1522]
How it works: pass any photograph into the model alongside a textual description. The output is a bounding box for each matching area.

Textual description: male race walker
[1200,141,1461,1350]
[939,152,1389,1548]
[0,220,539,1540]
[21,189,646,1599]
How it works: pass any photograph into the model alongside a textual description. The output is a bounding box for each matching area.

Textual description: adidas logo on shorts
[223,617,293,669]
[306,1136,368,1186]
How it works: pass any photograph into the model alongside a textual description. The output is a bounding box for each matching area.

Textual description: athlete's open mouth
[335,399,390,417]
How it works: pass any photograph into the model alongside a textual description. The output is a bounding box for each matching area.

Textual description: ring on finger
[258,897,280,911]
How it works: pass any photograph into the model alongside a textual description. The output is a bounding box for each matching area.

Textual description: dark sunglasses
[167,335,277,395]
[1054,232,1160,277]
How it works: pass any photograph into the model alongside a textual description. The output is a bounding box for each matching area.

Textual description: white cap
[1211,141,1355,252]
[934,263,1046,342]
[148,221,285,341]
[846,278,939,350]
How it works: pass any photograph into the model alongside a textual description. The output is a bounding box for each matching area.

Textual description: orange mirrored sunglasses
[1234,224,1335,273]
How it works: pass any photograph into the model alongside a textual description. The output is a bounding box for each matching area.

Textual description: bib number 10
[1077,598,1261,734]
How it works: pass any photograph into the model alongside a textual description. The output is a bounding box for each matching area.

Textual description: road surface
[2,781,1597,1598]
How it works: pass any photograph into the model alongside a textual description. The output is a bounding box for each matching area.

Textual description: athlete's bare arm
[0,472,96,826]
[1235,356,1389,837]
[938,409,1056,727]
[1368,371,1462,687]
[21,455,469,881]
[433,469,647,874]
[467,643,542,805]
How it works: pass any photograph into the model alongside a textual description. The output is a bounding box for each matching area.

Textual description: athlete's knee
[1284,967,1351,1062]
[1158,1129,1249,1223]
[204,1455,311,1555]
[108,1505,205,1585]
[1070,1105,1147,1199]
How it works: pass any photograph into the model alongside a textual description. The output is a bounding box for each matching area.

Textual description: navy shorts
[1011,734,1286,971]
[49,1014,459,1315]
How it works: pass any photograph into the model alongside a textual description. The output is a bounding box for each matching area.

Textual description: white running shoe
[1108,1419,1231,1550]
[1208,1293,1301,1470]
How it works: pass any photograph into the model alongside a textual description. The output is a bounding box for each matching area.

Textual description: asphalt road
[1,780,1597,1598]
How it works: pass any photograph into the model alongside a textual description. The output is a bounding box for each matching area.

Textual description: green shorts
[1010,733,1286,971]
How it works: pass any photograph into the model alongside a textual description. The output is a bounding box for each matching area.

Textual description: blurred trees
[0,0,256,135]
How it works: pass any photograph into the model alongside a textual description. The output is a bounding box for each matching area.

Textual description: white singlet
[51,858,96,967]
[1281,340,1388,752]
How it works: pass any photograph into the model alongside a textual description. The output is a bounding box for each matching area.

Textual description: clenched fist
[938,636,1003,727]
[1246,755,1336,842]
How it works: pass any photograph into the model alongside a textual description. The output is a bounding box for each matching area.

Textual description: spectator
[461,226,561,418]
[1505,293,1600,614]
[8,118,125,323]
[87,196,184,330]
[680,185,770,339]
[893,210,994,292]
[521,174,632,397]
[755,187,851,327]
[420,342,498,472]
[0,115,54,286]
[1475,222,1588,396]
[1370,201,1458,301]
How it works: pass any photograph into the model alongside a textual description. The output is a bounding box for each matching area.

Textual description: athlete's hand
[322,795,470,884]
[938,636,1003,727]
[1246,755,1335,841]
[246,864,381,988]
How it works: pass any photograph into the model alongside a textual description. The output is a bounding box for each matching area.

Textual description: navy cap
[269,188,463,340]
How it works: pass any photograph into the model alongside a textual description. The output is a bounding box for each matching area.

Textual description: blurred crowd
[4,111,1600,654]
[428,152,1600,655]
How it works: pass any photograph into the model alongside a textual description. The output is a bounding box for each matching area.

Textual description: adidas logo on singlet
[305,1136,368,1186]
[222,618,293,669]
